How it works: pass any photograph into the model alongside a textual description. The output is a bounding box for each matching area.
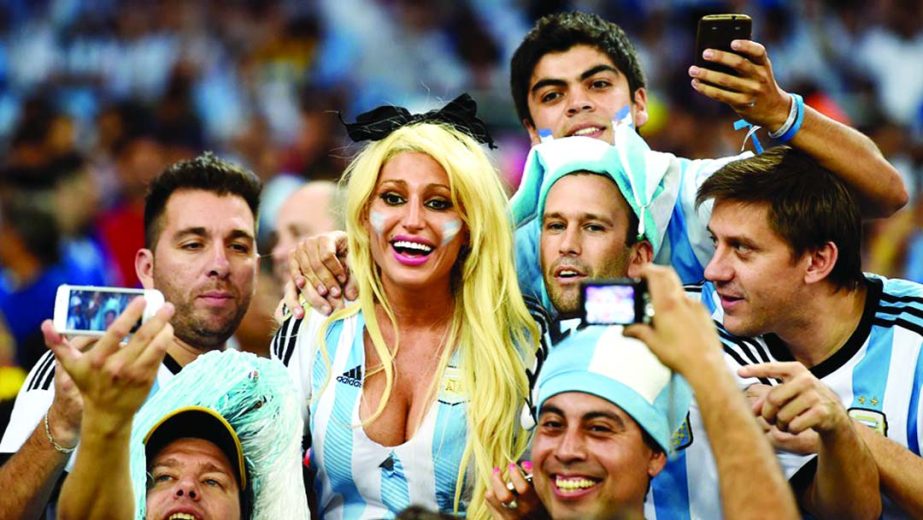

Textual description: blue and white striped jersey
[645,276,923,519]
[271,310,470,519]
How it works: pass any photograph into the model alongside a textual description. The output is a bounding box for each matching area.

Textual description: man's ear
[648,449,667,478]
[631,88,649,128]
[524,119,541,145]
[626,240,654,278]
[135,248,155,289]
[803,242,839,285]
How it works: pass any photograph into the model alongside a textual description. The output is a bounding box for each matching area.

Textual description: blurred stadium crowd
[0,0,921,384]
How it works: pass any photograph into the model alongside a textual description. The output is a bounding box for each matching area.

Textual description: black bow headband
[340,93,496,149]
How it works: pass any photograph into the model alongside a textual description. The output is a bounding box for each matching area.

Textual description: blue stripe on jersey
[666,186,705,285]
[851,326,892,413]
[432,388,467,512]
[379,451,410,513]
[651,450,691,520]
[313,322,367,517]
[909,352,923,455]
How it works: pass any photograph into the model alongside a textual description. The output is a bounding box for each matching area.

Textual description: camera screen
[65,290,139,332]
[584,284,637,325]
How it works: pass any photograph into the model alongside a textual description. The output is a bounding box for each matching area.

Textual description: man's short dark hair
[144,152,262,249]
[696,146,864,292]
[510,11,646,126]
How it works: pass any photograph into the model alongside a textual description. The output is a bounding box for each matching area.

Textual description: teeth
[558,270,579,277]
[169,514,196,520]
[573,127,600,136]
[555,476,597,490]
[393,240,433,253]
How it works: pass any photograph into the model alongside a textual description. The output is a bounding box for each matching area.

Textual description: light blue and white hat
[510,121,673,255]
[536,325,692,454]
[129,350,309,520]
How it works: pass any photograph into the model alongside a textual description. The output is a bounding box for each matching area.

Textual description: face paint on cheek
[441,219,462,247]
[369,210,386,236]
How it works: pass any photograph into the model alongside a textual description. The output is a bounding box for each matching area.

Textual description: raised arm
[55,298,174,520]
[625,264,798,519]
[690,39,908,218]
[0,348,83,519]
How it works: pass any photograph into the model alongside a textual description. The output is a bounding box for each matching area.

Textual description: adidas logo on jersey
[337,365,362,387]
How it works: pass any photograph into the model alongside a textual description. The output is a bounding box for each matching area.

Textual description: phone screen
[65,289,142,333]
[583,284,638,326]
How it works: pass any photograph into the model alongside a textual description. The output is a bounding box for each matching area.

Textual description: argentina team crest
[848,407,888,436]
[438,365,467,406]
[672,412,693,451]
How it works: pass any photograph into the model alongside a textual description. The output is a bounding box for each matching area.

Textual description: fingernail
[689,65,700,76]
[731,40,742,50]
[295,277,305,288]
[329,286,341,298]
[522,461,532,471]
[321,305,331,316]
[338,274,347,283]
[493,467,500,474]
[317,284,327,296]
[703,49,714,59]
[508,463,517,471]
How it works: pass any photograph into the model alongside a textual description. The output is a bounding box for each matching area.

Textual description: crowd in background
[0,0,921,385]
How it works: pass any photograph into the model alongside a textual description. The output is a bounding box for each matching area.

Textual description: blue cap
[536,325,692,454]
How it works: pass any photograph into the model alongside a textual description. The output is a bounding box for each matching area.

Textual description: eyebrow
[379,179,451,191]
[530,64,621,95]
[174,227,255,243]
[543,210,615,225]
[151,458,232,478]
[539,404,628,428]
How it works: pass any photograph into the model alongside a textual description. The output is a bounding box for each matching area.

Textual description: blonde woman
[271,94,539,518]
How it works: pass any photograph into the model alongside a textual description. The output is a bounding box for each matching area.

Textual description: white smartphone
[53,285,165,336]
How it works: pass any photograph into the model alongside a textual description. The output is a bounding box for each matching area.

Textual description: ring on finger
[506,480,516,492]
[502,499,519,510]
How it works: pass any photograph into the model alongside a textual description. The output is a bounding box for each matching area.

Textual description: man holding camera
[0,152,262,518]
[485,264,799,520]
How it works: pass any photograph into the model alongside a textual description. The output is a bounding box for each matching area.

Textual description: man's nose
[554,427,588,462]
[566,87,594,116]
[173,479,201,501]
[559,226,581,256]
[208,244,231,278]
[704,247,731,283]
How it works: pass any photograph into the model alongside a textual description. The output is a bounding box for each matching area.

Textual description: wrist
[81,404,134,440]
[46,406,80,448]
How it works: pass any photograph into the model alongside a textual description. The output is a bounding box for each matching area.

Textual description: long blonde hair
[318,122,538,517]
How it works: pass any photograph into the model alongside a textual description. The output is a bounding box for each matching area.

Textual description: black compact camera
[581,278,653,326]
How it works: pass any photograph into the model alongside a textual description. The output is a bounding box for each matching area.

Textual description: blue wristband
[777,93,804,143]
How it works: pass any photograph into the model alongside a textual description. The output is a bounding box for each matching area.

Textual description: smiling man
[0,152,262,518]
[512,264,797,520]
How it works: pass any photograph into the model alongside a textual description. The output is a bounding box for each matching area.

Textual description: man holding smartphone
[0,152,262,519]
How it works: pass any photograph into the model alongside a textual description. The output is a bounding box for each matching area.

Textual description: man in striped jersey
[0,153,262,519]
[696,146,923,518]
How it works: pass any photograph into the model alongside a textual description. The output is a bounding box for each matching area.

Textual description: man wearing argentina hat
[509,120,740,328]
[486,265,798,520]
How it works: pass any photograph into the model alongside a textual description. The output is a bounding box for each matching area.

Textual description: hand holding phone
[695,14,752,77]
[53,285,165,336]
